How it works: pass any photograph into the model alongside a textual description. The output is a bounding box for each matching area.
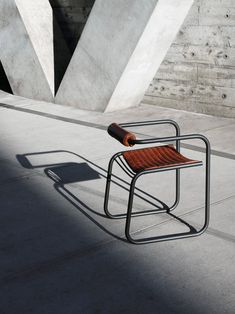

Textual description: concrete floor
[0,91,234,314]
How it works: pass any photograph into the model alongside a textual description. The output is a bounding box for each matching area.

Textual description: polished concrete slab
[0,91,234,313]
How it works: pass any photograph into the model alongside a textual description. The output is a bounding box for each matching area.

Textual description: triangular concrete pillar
[56,0,194,112]
[0,0,54,101]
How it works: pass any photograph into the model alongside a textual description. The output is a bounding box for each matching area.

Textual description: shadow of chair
[16,146,204,244]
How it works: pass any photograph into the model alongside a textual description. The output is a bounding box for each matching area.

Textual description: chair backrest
[108,123,136,147]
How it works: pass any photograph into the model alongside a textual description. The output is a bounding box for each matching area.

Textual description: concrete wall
[1,0,234,117]
[43,0,235,117]
[144,0,235,118]
[55,0,194,112]
[0,0,189,112]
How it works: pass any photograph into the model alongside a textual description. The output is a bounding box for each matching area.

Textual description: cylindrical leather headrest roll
[107,123,136,146]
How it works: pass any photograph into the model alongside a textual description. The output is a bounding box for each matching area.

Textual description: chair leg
[125,173,140,243]
[104,154,169,219]
[168,169,180,212]
[104,152,121,218]
[196,146,210,234]
[125,164,210,244]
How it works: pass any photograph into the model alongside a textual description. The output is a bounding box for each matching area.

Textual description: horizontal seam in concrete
[145,95,235,110]
[1,102,235,160]
[0,103,106,131]
[197,122,235,134]
[132,193,235,240]
[128,130,235,160]
[0,174,38,187]
[0,154,110,187]
[0,238,118,285]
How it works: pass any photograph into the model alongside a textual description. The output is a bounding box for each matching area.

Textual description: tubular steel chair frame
[104,119,211,244]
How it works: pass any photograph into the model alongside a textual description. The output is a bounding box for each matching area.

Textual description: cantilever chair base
[104,120,211,244]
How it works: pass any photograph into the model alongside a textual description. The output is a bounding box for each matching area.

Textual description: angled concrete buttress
[56,0,194,112]
[0,0,54,101]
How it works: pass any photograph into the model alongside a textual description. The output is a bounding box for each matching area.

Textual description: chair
[104,119,211,244]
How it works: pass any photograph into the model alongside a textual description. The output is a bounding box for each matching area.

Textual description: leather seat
[123,145,202,173]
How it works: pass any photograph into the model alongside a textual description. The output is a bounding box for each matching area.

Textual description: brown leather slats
[123,145,202,173]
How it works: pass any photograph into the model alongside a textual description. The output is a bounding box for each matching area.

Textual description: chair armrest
[107,123,136,147]
[119,119,180,150]
[130,133,211,155]
[119,119,180,135]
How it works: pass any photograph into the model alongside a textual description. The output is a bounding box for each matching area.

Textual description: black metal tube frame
[104,119,211,244]
[104,119,181,220]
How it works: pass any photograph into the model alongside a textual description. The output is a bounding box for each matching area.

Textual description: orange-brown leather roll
[107,123,136,146]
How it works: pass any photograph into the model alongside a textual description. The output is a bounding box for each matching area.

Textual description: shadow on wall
[48,0,95,92]
[49,0,95,54]
[0,61,12,93]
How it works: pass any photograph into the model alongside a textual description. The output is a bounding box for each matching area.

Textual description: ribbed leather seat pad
[123,145,201,173]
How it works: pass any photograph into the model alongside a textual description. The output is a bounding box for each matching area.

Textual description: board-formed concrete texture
[56,0,194,112]
[144,0,235,118]
[0,0,54,101]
